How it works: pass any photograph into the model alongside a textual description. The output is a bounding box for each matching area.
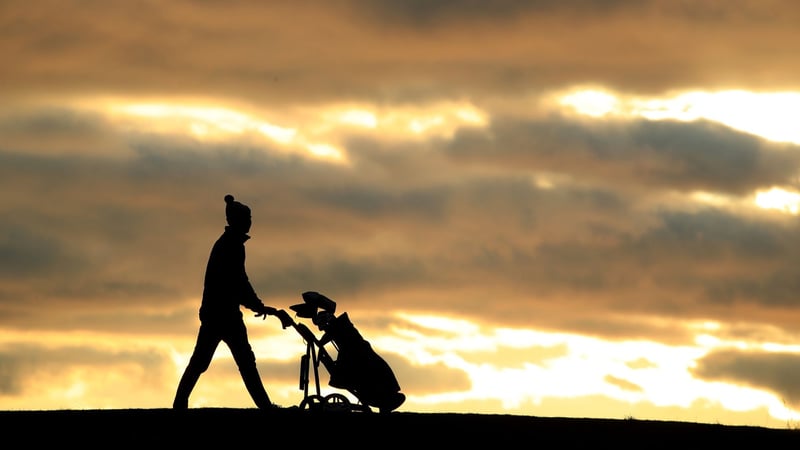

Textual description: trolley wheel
[299,394,325,411]
[323,393,351,412]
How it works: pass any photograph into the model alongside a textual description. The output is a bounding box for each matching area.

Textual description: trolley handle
[293,322,320,345]
[275,309,295,329]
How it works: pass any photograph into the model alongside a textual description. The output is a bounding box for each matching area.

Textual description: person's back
[200,228,257,323]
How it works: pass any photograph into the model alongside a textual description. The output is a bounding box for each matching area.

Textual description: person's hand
[255,305,277,320]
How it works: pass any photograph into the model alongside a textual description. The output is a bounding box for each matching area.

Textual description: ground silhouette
[2,408,799,447]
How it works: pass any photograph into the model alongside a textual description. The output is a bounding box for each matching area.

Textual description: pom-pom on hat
[224,194,251,225]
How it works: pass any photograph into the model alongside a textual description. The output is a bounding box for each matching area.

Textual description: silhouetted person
[173,194,286,409]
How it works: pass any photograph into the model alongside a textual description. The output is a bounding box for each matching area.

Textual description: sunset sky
[4,0,800,429]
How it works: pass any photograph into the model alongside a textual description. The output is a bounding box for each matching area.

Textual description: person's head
[224,194,252,233]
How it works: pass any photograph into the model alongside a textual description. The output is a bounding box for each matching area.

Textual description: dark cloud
[384,355,472,394]
[554,315,696,345]
[352,0,624,26]
[447,117,800,195]
[354,0,796,28]
[4,0,800,106]
[0,343,171,395]
[693,350,800,408]
[0,224,77,278]
[0,107,108,139]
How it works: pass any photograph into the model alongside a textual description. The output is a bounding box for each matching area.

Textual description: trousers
[173,318,271,409]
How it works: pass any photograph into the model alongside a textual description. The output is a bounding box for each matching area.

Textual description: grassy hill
[3,408,798,447]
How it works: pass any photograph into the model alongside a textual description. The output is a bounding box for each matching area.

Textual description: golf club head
[301,291,337,314]
[289,302,318,318]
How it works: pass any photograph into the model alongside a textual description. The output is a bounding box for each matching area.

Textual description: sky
[3,0,800,428]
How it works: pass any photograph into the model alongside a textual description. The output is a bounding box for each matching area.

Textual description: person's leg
[225,320,272,409]
[173,323,220,409]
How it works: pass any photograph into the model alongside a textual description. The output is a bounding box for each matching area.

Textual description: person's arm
[237,275,282,320]
[254,305,293,328]
[239,278,269,313]
[229,240,270,313]
[230,237,290,327]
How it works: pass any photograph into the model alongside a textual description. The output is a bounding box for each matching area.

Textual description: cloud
[4,0,800,107]
[446,117,800,195]
[605,374,643,393]
[386,355,471,394]
[3,98,800,345]
[693,350,800,408]
[460,343,569,367]
[0,343,170,397]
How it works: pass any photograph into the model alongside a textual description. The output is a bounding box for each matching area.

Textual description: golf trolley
[278,291,405,413]
[291,315,369,412]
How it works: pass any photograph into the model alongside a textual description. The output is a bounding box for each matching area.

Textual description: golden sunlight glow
[396,313,480,334]
[754,187,800,215]
[306,143,344,160]
[258,123,297,144]
[556,88,800,145]
[5,308,799,427]
[633,91,800,145]
[92,98,491,165]
[118,103,253,135]
[315,101,488,139]
[409,116,445,134]
[375,313,800,426]
[530,172,574,190]
[456,108,486,124]
[337,109,378,128]
[554,87,800,216]
[559,89,619,117]
[63,381,87,399]
[104,100,348,163]
[689,191,735,208]
[108,102,301,147]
